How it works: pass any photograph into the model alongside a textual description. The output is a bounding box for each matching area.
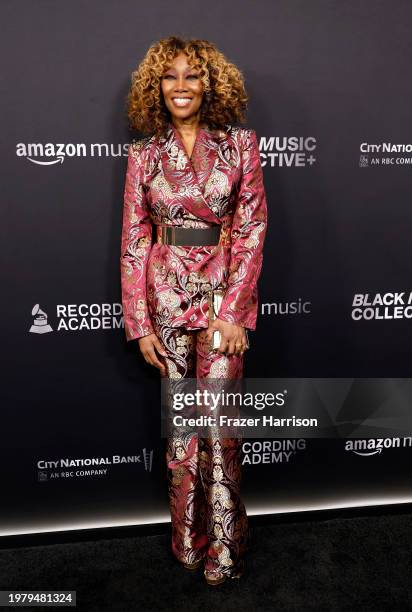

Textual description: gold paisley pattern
[120,121,267,341]
[120,120,266,576]
[160,325,249,577]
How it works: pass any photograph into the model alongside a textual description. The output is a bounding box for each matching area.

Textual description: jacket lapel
[159,122,225,224]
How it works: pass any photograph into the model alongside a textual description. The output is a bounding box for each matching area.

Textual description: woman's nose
[175,76,188,91]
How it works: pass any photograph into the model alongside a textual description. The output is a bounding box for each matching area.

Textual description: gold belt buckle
[158,226,176,245]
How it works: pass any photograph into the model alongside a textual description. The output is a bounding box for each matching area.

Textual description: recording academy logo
[17,142,129,165]
[37,450,154,481]
[345,437,412,456]
[30,304,53,334]
[258,136,317,168]
[351,291,412,321]
[242,439,306,465]
[359,141,412,167]
[29,302,125,335]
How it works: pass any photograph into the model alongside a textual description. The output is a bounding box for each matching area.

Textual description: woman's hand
[206,319,248,356]
[138,333,167,374]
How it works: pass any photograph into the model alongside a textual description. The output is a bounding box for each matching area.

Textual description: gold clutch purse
[208,289,249,351]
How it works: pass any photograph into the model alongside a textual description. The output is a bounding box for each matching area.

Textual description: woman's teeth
[173,98,192,107]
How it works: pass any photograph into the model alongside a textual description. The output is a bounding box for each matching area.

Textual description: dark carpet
[0,507,411,611]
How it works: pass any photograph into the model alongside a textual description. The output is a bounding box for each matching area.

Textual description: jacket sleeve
[217,128,268,330]
[120,141,154,341]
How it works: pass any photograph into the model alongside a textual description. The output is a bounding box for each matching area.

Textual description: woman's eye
[187,74,198,79]
[163,74,174,79]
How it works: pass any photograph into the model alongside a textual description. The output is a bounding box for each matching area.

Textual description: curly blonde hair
[126,36,248,137]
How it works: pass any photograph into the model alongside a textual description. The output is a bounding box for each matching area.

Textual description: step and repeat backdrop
[2,0,412,536]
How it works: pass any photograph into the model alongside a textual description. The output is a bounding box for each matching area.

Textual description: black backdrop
[2,0,412,536]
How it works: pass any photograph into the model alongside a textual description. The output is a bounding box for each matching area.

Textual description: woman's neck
[171,115,205,137]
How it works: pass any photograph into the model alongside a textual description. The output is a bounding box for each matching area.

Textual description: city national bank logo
[17,142,129,165]
[351,291,412,321]
[359,142,412,167]
[242,439,306,465]
[29,302,125,335]
[345,437,412,456]
[37,450,154,481]
[258,136,317,168]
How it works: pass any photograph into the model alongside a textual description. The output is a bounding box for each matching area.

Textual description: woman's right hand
[138,333,167,374]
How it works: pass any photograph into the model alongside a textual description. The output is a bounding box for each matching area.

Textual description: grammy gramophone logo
[29,303,53,334]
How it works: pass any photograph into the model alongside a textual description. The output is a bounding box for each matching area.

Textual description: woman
[120,36,267,585]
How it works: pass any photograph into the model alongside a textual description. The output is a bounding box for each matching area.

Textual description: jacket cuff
[217,306,258,331]
[124,318,154,342]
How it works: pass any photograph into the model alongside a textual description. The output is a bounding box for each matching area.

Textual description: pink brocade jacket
[120,121,268,342]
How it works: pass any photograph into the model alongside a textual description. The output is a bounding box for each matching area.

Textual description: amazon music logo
[242,439,307,465]
[258,136,317,168]
[16,142,129,165]
[345,437,412,456]
[261,299,312,317]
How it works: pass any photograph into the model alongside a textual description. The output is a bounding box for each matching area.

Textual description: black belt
[156,225,222,246]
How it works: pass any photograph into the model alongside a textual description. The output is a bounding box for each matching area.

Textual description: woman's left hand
[206,318,248,356]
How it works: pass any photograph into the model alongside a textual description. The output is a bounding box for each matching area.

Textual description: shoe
[182,559,202,570]
[204,562,244,585]
[204,571,227,586]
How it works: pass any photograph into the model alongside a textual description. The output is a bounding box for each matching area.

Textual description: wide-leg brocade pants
[157,324,249,579]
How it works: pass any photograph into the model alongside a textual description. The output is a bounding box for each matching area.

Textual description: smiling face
[160,52,204,123]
